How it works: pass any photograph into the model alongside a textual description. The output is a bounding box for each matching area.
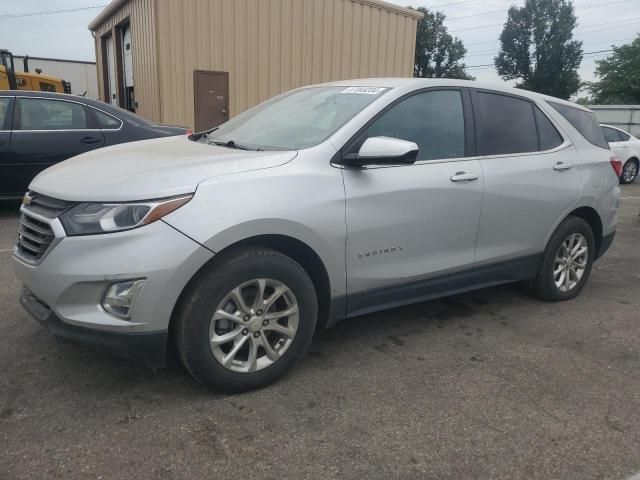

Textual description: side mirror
[341,136,419,167]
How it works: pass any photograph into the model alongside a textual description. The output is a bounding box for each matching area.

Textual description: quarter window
[534,106,563,150]
[18,98,88,130]
[549,102,608,149]
[476,92,538,156]
[93,108,122,129]
[363,90,466,161]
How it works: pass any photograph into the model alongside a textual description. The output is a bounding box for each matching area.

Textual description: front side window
[476,92,538,156]
[362,90,466,161]
[204,86,388,150]
[0,98,10,129]
[18,98,87,130]
[549,102,608,149]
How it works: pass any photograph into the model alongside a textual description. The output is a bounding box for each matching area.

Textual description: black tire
[174,247,318,392]
[530,216,596,302]
[620,158,638,184]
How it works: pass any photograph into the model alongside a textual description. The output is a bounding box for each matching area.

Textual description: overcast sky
[1,0,638,89]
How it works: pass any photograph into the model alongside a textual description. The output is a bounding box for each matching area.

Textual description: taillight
[185,128,193,135]
[610,155,623,177]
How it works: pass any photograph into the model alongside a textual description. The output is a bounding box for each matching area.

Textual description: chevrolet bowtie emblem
[22,194,32,206]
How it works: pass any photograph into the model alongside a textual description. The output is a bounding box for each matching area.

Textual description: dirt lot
[1,183,639,480]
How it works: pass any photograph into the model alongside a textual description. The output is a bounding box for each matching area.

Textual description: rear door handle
[553,162,573,171]
[81,137,102,145]
[450,172,479,182]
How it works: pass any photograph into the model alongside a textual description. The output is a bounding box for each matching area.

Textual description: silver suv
[13,79,620,391]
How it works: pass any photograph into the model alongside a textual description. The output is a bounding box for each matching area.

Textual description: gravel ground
[1,183,639,480]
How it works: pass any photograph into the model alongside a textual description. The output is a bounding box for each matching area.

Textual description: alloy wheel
[209,278,299,373]
[622,161,638,183]
[553,233,588,292]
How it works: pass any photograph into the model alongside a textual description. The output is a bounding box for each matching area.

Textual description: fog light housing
[102,279,146,319]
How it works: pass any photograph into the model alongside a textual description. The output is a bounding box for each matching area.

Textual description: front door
[342,89,484,316]
[194,70,229,132]
[9,97,105,195]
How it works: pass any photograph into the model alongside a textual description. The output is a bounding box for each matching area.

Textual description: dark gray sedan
[0,90,189,199]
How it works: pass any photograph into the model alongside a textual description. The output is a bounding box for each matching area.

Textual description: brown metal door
[194,70,229,131]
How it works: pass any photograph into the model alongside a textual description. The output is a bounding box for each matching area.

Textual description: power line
[423,0,482,9]
[464,49,615,69]
[466,37,634,54]
[446,0,630,23]
[451,15,640,33]
[0,5,106,20]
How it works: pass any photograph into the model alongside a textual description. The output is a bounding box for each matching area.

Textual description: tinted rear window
[549,102,608,149]
[476,92,538,155]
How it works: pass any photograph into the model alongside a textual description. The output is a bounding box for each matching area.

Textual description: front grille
[15,192,75,262]
[24,192,74,219]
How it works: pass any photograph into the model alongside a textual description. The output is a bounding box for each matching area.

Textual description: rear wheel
[530,216,595,302]
[174,247,318,392]
[620,159,638,184]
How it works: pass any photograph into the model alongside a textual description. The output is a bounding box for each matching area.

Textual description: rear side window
[476,92,538,155]
[602,126,621,143]
[618,130,630,141]
[534,107,563,150]
[18,98,88,130]
[549,102,608,149]
[0,98,10,129]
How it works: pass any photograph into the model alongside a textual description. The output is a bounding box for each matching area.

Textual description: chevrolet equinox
[13,79,620,392]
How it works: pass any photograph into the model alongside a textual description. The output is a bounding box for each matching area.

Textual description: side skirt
[325,254,540,327]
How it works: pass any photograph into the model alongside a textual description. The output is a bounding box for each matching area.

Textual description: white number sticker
[339,87,385,95]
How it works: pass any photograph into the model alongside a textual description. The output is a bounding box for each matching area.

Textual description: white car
[601,124,640,184]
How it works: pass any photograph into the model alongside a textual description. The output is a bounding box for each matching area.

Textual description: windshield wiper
[210,139,259,151]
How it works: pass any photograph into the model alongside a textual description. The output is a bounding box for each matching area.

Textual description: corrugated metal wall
[590,106,640,137]
[92,0,160,121]
[155,0,419,128]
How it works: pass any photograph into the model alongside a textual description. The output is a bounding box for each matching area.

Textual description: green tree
[588,36,640,104]
[413,7,473,80]
[495,0,583,99]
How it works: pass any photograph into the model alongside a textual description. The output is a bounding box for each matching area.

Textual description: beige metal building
[89,0,422,130]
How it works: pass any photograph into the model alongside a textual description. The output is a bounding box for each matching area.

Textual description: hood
[29,136,297,202]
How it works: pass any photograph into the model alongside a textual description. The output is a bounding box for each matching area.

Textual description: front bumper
[20,287,168,367]
[13,219,214,337]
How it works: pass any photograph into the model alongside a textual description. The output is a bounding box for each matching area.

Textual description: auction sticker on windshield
[340,87,386,95]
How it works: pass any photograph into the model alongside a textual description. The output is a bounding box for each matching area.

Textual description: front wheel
[174,247,318,392]
[620,159,638,184]
[530,216,596,302]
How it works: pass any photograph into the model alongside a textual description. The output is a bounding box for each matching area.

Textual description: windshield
[202,86,388,150]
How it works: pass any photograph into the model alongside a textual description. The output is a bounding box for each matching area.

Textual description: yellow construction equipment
[0,49,71,93]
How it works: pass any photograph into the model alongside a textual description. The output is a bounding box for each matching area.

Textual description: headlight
[59,194,192,236]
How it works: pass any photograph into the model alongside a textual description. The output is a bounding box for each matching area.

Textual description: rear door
[0,95,15,196]
[9,97,105,195]
[470,90,581,278]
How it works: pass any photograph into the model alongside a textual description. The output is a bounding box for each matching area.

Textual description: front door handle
[450,172,479,182]
[553,161,573,171]
[80,137,102,145]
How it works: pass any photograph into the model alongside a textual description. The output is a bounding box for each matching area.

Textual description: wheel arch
[565,205,603,255]
[170,234,336,339]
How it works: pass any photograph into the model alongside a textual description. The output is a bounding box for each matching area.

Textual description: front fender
[163,160,347,297]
